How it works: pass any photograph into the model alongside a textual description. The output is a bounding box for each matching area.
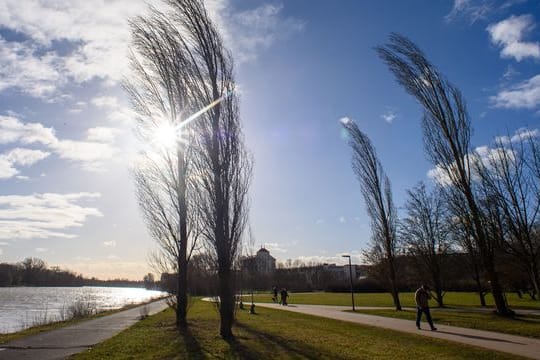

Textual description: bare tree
[126,4,202,328]
[475,137,540,301]
[341,118,401,310]
[377,33,512,315]
[400,182,450,306]
[166,0,252,339]
[128,0,251,338]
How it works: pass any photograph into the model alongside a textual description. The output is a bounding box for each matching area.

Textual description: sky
[0,0,539,280]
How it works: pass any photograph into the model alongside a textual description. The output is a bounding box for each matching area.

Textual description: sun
[153,123,182,150]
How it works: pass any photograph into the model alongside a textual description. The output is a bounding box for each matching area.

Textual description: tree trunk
[388,258,402,310]
[467,194,512,315]
[218,269,235,339]
[529,263,540,305]
[484,258,511,315]
[176,149,188,328]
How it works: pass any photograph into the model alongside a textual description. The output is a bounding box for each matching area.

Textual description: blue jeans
[416,307,435,329]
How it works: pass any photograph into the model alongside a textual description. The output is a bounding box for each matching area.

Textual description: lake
[0,286,168,333]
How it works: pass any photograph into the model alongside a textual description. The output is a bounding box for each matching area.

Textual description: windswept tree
[377,33,512,315]
[167,0,251,339]
[400,182,450,306]
[127,3,202,328]
[128,0,252,338]
[341,118,401,310]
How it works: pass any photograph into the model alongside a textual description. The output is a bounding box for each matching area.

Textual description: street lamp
[342,254,355,311]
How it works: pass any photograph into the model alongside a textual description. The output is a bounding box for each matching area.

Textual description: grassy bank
[73,299,523,359]
[353,309,540,338]
[247,291,540,309]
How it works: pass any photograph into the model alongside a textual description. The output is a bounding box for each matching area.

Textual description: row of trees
[128,0,251,338]
[343,34,540,314]
[0,257,145,287]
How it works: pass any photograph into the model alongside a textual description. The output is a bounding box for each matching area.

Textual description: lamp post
[342,254,355,311]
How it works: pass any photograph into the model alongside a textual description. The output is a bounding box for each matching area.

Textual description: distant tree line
[0,257,146,288]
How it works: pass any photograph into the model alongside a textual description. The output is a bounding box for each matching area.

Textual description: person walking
[415,284,437,331]
[272,286,278,303]
[280,288,289,306]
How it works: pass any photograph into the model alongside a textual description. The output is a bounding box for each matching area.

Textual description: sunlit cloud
[0,0,303,99]
[0,192,102,240]
[427,128,536,186]
[103,240,117,248]
[487,14,540,61]
[0,148,50,179]
[491,74,540,109]
[263,242,288,253]
[0,115,120,172]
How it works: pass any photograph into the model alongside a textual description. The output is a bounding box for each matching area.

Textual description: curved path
[0,299,168,360]
[255,302,540,359]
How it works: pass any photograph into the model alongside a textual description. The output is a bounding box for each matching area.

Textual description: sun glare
[154,123,181,149]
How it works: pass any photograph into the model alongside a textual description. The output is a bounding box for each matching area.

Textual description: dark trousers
[416,307,435,329]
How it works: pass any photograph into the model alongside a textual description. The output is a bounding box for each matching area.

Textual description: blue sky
[0,0,539,279]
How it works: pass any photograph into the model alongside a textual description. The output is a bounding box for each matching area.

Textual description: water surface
[0,286,167,333]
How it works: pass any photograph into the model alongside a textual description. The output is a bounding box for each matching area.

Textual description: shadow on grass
[227,322,348,360]
[178,325,205,359]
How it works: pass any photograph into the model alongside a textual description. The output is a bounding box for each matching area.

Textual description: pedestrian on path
[415,284,437,331]
[280,288,289,306]
[272,285,278,303]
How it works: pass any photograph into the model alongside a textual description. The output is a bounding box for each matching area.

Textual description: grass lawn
[72,299,524,360]
[247,291,540,309]
[353,309,540,339]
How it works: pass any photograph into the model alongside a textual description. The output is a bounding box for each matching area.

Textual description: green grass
[353,309,540,339]
[247,291,540,309]
[72,299,524,360]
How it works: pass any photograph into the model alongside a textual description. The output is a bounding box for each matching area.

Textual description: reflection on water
[0,286,167,333]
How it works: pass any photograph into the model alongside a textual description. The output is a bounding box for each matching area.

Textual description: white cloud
[339,216,347,224]
[0,37,66,98]
[291,251,365,266]
[0,0,303,98]
[0,192,102,240]
[263,242,287,253]
[495,128,539,144]
[315,219,325,225]
[35,247,48,253]
[445,0,493,23]
[0,115,119,172]
[0,115,57,145]
[107,254,121,260]
[86,127,121,143]
[491,74,540,109]
[103,240,116,248]
[380,109,397,124]
[427,129,535,186]
[207,1,304,64]
[0,148,50,179]
[91,96,119,109]
[487,15,540,61]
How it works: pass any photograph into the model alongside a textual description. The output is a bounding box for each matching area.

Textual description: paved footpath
[0,299,168,360]
[255,302,540,359]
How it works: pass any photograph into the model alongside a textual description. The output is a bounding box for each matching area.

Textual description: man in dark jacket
[415,284,437,331]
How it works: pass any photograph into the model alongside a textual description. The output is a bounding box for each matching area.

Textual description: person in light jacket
[415,284,437,331]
